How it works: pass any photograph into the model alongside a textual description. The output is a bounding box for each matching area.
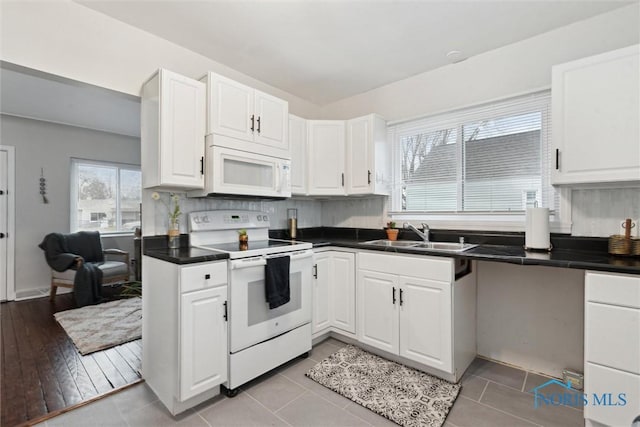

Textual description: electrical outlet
[562,369,584,391]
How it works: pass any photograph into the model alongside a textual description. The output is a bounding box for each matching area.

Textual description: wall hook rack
[40,168,49,204]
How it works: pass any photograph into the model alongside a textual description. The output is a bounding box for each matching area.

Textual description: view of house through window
[392,92,555,215]
[71,159,141,233]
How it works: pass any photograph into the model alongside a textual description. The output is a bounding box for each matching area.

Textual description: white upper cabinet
[208,74,254,142]
[346,114,390,195]
[141,68,206,190]
[203,72,289,159]
[307,120,346,195]
[552,45,640,185]
[289,114,308,195]
[254,90,289,152]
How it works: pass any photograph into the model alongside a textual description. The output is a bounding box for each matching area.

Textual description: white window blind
[388,91,556,215]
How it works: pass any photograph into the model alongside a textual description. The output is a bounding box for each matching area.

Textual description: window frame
[387,91,572,233]
[70,158,141,235]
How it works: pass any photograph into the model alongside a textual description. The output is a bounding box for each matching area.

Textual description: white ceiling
[77,0,631,105]
[0,63,141,137]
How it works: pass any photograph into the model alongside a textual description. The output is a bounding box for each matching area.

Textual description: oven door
[228,250,312,353]
[208,145,291,198]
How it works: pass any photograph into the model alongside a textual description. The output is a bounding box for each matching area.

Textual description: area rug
[305,345,460,427]
[54,297,142,355]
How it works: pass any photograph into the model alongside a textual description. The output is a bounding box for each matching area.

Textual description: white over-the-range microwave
[188,133,291,199]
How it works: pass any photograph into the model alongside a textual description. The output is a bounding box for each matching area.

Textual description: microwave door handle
[275,163,282,192]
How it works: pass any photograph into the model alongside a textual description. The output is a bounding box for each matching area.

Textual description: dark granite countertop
[274,228,640,275]
[143,235,229,265]
[142,228,640,274]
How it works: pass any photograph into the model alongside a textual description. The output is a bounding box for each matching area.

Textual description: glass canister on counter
[287,208,298,239]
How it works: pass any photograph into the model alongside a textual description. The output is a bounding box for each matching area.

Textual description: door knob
[0,233,5,238]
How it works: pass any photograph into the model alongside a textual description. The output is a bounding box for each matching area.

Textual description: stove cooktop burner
[199,239,297,253]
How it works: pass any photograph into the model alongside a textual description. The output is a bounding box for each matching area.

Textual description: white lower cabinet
[585,271,640,427]
[180,286,228,400]
[358,270,399,354]
[357,252,475,378]
[312,251,356,336]
[142,256,228,415]
[312,252,331,333]
[398,276,451,372]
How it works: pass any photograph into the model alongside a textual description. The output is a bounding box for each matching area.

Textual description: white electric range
[188,210,313,396]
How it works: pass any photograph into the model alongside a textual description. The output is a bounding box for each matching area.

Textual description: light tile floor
[36,338,583,427]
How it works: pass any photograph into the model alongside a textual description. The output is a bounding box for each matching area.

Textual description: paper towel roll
[525,207,550,250]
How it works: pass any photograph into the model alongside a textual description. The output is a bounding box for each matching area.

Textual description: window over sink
[388,91,563,231]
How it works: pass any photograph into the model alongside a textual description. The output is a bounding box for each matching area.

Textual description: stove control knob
[263,215,268,222]
[202,216,210,223]
[256,216,262,221]
[194,216,201,224]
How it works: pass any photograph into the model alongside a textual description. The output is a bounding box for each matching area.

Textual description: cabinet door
[180,286,228,401]
[586,302,640,374]
[254,90,289,153]
[208,73,255,142]
[552,45,640,184]
[159,69,205,189]
[585,362,640,427]
[307,121,346,195]
[357,270,399,354]
[346,116,372,194]
[289,115,307,195]
[399,276,452,373]
[330,252,356,334]
[312,253,331,334]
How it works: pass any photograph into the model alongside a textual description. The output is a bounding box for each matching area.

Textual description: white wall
[0,1,321,119]
[0,115,140,298]
[476,262,585,378]
[316,3,640,239]
[319,3,639,121]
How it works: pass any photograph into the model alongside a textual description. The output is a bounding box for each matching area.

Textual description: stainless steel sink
[411,242,477,252]
[362,240,419,247]
[361,239,476,252]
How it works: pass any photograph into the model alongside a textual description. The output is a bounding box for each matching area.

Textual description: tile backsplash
[145,187,639,238]
[145,191,322,236]
[571,187,640,237]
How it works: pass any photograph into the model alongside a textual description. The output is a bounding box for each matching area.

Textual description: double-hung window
[388,91,559,228]
[70,159,141,233]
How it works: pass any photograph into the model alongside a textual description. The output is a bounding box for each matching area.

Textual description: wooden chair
[49,248,130,301]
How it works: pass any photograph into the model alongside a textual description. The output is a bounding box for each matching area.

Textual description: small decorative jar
[168,220,180,249]
[238,230,248,250]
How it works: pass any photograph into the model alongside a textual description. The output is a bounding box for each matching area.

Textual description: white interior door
[0,146,13,301]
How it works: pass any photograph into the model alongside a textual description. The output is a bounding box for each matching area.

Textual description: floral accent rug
[54,297,141,355]
[305,345,460,427]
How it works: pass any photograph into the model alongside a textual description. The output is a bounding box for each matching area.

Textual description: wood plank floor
[1,288,142,427]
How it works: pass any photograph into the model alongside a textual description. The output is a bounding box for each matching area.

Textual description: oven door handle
[289,250,313,261]
[230,258,267,270]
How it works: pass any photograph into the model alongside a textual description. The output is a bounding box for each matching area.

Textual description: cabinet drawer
[586,271,640,308]
[584,363,640,427]
[586,302,640,374]
[359,252,452,282]
[180,261,227,293]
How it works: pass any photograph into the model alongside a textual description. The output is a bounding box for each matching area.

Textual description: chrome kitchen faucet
[403,222,430,243]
